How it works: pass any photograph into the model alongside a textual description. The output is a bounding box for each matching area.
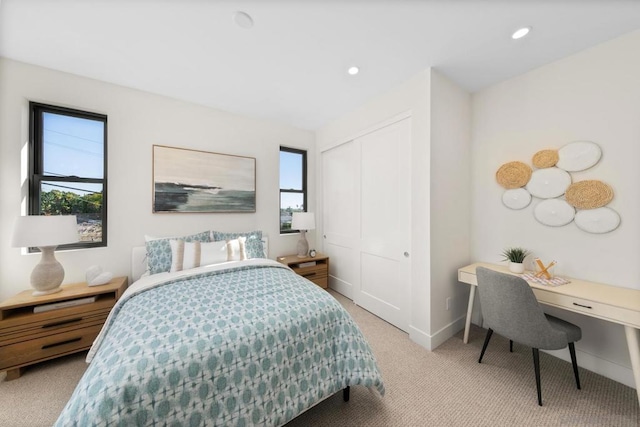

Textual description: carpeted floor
[1,290,638,426]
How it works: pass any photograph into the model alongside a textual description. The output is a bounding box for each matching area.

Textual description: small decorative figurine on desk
[534,258,556,279]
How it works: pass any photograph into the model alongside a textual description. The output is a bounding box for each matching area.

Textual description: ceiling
[2,1,640,130]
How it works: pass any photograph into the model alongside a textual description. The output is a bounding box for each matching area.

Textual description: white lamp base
[30,246,65,296]
[32,287,64,296]
[296,230,309,258]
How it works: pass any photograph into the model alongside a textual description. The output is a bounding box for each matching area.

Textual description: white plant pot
[509,262,525,274]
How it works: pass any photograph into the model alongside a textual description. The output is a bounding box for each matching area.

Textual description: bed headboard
[131,236,270,282]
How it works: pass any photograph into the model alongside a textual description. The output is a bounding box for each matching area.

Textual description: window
[29,102,107,249]
[279,147,307,233]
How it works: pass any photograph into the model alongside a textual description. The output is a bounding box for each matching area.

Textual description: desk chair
[476,267,582,406]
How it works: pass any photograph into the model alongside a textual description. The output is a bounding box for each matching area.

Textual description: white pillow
[170,240,228,272]
[226,237,247,261]
[201,241,228,266]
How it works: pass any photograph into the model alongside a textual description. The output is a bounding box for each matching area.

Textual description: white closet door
[356,118,411,331]
[322,141,359,298]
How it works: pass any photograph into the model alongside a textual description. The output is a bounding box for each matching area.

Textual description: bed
[55,235,385,426]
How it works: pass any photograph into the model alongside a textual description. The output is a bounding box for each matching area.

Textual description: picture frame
[152,145,256,213]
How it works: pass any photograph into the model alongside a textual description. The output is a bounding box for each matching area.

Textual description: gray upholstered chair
[475,267,582,406]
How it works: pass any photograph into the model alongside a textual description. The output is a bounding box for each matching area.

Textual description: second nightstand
[278,253,329,289]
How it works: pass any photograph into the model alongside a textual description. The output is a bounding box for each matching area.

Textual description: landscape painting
[153,145,256,213]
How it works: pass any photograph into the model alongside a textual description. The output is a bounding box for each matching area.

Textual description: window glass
[279,147,307,233]
[279,150,303,190]
[43,113,104,179]
[30,103,107,249]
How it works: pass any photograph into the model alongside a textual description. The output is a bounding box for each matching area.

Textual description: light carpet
[1,290,638,426]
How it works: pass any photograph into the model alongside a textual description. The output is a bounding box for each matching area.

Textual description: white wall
[316,69,472,349]
[429,70,472,345]
[471,29,640,387]
[0,58,315,301]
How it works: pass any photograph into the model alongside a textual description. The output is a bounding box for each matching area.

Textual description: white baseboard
[328,275,353,299]
[543,347,636,390]
[409,315,467,351]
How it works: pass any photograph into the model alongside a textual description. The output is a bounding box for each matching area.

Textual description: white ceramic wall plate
[502,188,532,210]
[574,207,621,233]
[556,141,602,172]
[526,168,572,199]
[534,199,575,227]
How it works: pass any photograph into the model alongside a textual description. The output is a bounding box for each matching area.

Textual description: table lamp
[12,215,79,295]
[292,212,315,258]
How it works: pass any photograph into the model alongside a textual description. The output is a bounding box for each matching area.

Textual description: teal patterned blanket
[55,260,384,426]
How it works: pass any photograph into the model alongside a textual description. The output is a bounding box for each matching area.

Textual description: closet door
[321,141,359,298]
[356,118,411,331]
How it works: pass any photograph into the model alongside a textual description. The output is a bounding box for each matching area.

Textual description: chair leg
[510,340,513,353]
[478,328,493,363]
[568,342,581,390]
[532,348,542,406]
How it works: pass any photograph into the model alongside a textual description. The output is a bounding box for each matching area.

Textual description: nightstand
[278,253,330,289]
[0,276,127,380]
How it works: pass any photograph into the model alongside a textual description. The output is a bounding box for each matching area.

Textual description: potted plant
[501,247,530,273]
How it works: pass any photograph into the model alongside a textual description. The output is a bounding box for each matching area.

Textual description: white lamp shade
[12,215,79,248]
[291,212,315,231]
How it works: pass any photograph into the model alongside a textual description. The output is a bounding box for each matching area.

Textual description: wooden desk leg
[463,286,476,344]
[623,325,640,406]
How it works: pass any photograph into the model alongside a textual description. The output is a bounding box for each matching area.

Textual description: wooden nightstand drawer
[278,254,330,289]
[0,310,109,346]
[294,264,328,279]
[0,324,103,370]
[0,298,115,337]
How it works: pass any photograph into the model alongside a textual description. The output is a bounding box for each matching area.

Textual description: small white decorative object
[526,168,572,199]
[574,207,621,234]
[86,265,113,286]
[502,188,532,210]
[534,199,575,227]
[556,141,602,172]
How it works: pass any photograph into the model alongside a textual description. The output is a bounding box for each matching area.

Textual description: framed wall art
[153,145,256,213]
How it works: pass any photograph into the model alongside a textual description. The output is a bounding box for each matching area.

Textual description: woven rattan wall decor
[495,141,620,234]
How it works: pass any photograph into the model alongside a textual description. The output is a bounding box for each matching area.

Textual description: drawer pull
[42,318,83,329]
[42,337,82,350]
[302,272,317,277]
[572,302,593,309]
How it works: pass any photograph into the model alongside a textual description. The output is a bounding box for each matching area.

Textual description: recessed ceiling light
[233,11,254,29]
[347,66,359,75]
[512,27,531,40]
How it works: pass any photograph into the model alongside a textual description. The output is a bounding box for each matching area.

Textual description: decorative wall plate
[574,207,620,234]
[496,161,532,189]
[565,180,613,209]
[526,168,572,199]
[532,149,559,169]
[556,141,602,172]
[502,188,532,210]
[533,199,575,227]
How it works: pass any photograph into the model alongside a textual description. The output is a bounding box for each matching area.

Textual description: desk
[458,262,640,406]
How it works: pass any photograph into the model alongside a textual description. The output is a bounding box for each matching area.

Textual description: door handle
[404,252,410,258]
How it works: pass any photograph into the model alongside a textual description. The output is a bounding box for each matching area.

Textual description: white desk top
[459,262,640,315]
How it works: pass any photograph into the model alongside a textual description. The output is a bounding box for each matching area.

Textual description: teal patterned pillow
[212,230,265,259]
[145,231,210,275]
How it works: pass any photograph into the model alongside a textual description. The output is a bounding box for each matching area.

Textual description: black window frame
[279,146,307,234]
[29,102,108,250]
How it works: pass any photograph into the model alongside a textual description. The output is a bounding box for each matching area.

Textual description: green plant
[501,247,530,263]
